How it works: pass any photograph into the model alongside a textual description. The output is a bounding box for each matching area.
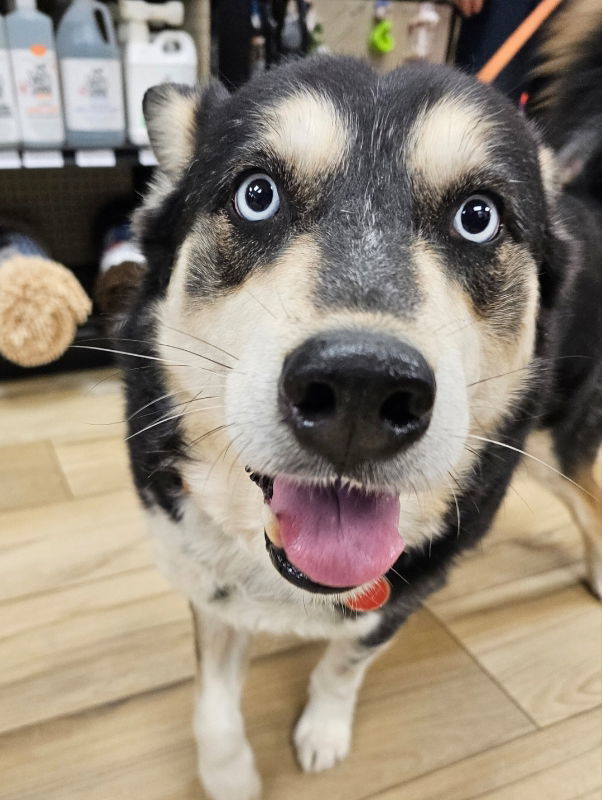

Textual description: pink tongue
[269,477,404,588]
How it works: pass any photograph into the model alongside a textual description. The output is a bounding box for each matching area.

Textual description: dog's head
[133,57,560,598]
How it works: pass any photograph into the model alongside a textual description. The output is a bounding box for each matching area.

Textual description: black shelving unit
[0,146,157,170]
[0,146,155,379]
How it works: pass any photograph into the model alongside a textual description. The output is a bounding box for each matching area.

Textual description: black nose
[279,330,436,469]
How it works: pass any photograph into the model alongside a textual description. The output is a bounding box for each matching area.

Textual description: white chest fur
[145,498,381,641]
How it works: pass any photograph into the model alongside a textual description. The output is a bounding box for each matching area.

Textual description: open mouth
[248,469,404,597]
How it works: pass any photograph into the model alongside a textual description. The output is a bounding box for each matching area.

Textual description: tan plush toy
[0,223,92,367]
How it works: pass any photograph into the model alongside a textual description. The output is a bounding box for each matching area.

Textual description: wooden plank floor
[0,368,600,800]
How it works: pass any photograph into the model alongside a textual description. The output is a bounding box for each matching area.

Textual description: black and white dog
[121,2,601,797]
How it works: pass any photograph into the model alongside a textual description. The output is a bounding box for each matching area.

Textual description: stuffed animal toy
[0,221,92,367]
[94,220,146,317]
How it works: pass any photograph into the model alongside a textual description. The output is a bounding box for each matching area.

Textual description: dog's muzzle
[278,329,436,471]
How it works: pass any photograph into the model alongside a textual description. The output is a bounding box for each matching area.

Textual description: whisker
[273,285,294,322]
[128,389,186,422]
[467,355,592,389]
[388,566,409,585]
[227,434,252,485]
[174,384,225,421]
[506,479,534,513]
[450,468,480,515]
[126,405,225,441]
[84,369,123,394]
[87,392,224,427]
[184,423,232,452]
[447,471,462,540]
[161,323,240,361]
[102,337,233,370]
[204,430,247,491]
[463,433,598,501]
[135,392,225,421]
[244,288,278,320]
[201,438,234,491]
[70,345,188,366]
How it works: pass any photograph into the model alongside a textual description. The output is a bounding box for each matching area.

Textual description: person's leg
[455,0,539,101]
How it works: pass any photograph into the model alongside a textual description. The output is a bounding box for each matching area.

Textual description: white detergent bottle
[56,0,126,148]
[5,0,64,148]
[0,16,21,147]
[120,0,197,146]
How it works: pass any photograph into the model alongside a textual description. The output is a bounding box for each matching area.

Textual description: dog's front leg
[191,605,261,800]
[294,636,386,773]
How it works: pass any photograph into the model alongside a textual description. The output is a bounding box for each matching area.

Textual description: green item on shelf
[369,19,395,55]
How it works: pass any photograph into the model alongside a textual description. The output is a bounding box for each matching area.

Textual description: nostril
[380,386,433,430]
[295,381,336,420]
[380,391,413,430]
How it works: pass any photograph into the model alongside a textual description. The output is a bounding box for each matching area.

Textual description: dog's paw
[294,700,352,773]
[198,742,261,800]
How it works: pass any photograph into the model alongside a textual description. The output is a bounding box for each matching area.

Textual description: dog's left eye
[234,173,280,221]
[453,194,501,243]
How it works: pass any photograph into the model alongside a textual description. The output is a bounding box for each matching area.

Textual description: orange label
[30,44,47,56]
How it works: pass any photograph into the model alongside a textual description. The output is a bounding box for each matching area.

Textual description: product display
[119,0,197,146]
[0,16,21,147]
[56,0,126,148]
[1,0,200,150]
[0,222,91,367]
[5,0,64,148]
[407,2,441,61]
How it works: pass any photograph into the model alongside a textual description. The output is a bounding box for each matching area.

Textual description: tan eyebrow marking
[261,90,351,177]
[406,95,496,192]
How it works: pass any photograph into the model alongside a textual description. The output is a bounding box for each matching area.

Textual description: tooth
[262,504,282,548]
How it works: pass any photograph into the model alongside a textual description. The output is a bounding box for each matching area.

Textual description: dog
[120,2,601,797]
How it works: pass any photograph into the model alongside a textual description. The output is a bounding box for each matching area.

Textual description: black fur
[529,7,602,482]
[119,310,186,522]
[530,9,602,204]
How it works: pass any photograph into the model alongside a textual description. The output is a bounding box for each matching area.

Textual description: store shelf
[0,147,157,171]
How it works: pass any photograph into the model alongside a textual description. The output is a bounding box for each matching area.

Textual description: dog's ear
[534,139,572,309]
[143,81,229,178]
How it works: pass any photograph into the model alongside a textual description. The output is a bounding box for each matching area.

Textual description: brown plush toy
[94,221,146,318]
[0,223,92,367]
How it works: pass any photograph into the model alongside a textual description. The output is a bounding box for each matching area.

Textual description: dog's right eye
[234,173,280,221]
[453,194,501,243]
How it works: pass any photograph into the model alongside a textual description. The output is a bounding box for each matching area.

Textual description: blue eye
[453,194,501,243]
[235,173,280,221]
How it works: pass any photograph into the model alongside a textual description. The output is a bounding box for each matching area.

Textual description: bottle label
[11,46,64,143]
[0,51,20,144]
[61,58,125,133]
[127,63,195,136]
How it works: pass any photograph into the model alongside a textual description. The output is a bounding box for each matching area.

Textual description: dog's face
[134,58,553,598]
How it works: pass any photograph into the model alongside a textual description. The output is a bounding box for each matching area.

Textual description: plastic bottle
[56,0,126,148]
[5,0,65,148]
[120,0,197,146]
[0,16,21,147]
